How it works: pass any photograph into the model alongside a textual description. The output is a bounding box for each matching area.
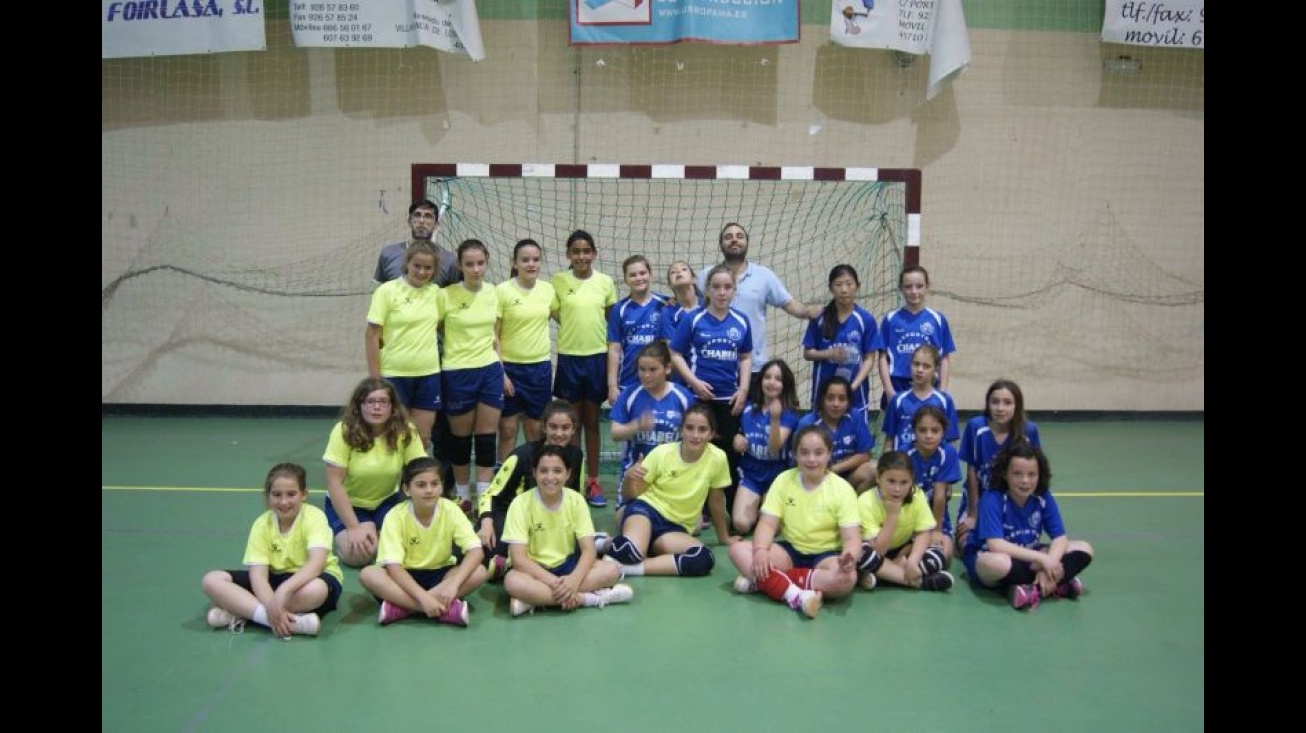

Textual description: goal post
[413,162,921,409]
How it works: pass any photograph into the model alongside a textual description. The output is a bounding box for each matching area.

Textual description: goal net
[416,163,917,408]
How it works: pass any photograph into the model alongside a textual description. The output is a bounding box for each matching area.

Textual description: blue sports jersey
[969,489,1066,553]
[670,307,753,401]
[957,417,1042,518]
[802,305,882,411]
[737,404,801,490]
[882,389,960,451]
[607,294,670,391]
[609,383,695,476]
[795,411,875,466]
[878,307,957,382]
[907,444,963,531]
[659,300,696,385]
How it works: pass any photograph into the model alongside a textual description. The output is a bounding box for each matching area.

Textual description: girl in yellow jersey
[365,242,443,452]
[439,239,504,517]
[727,425,861,619]
[201,463,343,638]
[605,404,737,578]
[496,239,557,463]
[360,457,488,627]
[502,445,633,616]
[550,230,618,507]
[323,377,428,567]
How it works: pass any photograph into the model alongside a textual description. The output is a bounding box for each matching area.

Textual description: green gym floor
[102,415,1204,732]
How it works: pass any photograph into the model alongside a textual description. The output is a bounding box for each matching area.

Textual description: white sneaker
[732,575,758,594]
[595,583,634,607]
[789,589,823,619]
[510,598,535,617]
[291,612,321,636]
[207,606,245,633]
[859,572,878,591]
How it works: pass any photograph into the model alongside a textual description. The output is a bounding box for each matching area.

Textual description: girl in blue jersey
[963,442,1094,610]
[439,239,504,517]
[359,457,488,627]
[502,445,633,616]
[854,451,955,592]
[882,344,959,453]
[877,265,956,405]
[802,264,881,417]
[727,425,861,619]
[659,260,701,341]
[956,378,1042,551]
[365,242,443,453]
[496,238,557,463]
[731,358,801,534]
[906,405,962,564]
[607,255,670,406]
[795,376,876,491]
[201,463,343,638]
[551,230,618,508]
[605,404,737,578]
[670,264,753,512]
[610,341,695,510]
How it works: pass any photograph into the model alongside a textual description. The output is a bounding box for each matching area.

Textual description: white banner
[829,0,971,101]
[103,0,267,59]
[290,0,484,61]
[1102,1,1203,48]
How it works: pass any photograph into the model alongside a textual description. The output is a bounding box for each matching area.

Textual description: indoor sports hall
[103,2,1203,731]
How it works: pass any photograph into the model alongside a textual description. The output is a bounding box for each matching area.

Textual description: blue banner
[570,0,799,45]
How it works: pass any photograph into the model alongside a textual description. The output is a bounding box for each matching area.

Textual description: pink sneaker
[1054,577,1084,599]
[437,598,469,627]
[378,600,412,626]
[1007,583,1040,611]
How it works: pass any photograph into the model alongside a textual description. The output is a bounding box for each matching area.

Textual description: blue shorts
[738,464,785,495]
[386,374,442,412]
[553,353,607,404]
[545,550,582,576]
[226,569,343,615]
[324,491,404,536]
[442,363,506,415]
[502,361,553,419]
[620,498,689,544]
[778,540,839,570]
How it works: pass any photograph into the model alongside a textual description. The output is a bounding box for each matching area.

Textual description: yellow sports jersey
[501,488,596,570]
[858,486,938,551]
[242,504,344,583]
[638,442,732,534]
[439,282,501,369]
[550,270,617,356]
[761,469,860,555]
[375,498,481,570]
[497,279,555,364]
[323,422,427,510]
[366,278,442,377]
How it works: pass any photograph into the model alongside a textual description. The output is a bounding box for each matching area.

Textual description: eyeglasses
[363,398,392,407]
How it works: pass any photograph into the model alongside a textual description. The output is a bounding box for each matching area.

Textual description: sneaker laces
[228,619,246,634]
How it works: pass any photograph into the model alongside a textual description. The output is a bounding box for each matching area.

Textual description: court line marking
[101,485,1203,497]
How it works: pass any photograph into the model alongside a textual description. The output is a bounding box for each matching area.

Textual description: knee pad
[474,434,497,468]
[919,546,946,575]
[606,535,644,565]
[448,434,473,466]
[858,543,884,574]
[674,545,715,576]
